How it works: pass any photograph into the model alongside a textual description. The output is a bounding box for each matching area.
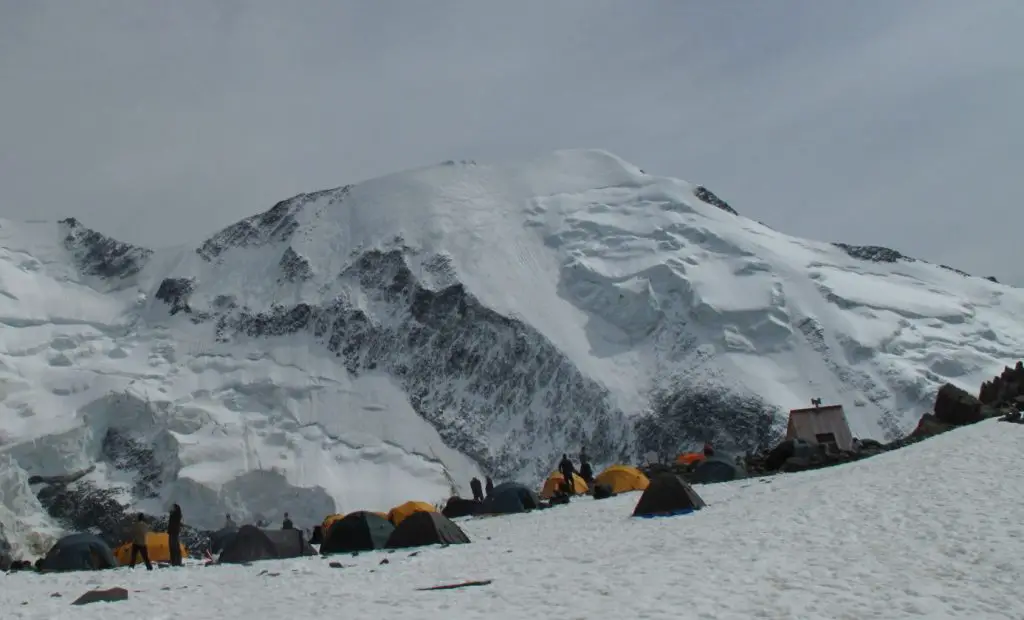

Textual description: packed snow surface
[3,422,1023,619]
[1,149,1023,551]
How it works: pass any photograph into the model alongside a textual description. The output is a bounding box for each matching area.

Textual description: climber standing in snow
[559,453,577,495]
[282,513,294,530]
[470,477,484,501]
[579,456,594,485]
[168,504,183,567]
[485,476,494,498]
[129,513,153,570]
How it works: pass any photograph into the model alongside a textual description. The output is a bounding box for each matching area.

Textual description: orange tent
[676,452,705,465]
[386,501,436,526]
[540,471,588,499]
[322,513,345,533]
[594,465,649,494]
[114,532,187,565]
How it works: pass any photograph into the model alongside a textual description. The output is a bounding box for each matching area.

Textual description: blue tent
[41,533,117,572]
[481,482,540,515]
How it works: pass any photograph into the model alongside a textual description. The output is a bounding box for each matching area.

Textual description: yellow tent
[540,471,588,499]
[386,501,436,526]
[594,465,650,494]
[114,532,187,565]
[322,513,345,533]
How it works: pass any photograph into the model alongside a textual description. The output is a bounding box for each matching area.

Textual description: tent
[442,497,481,519]
[480,482,540,515]
[387,501,437,527]
[786,404,855,451]
[632,474,706,518]
[690,456,746,484]
[385,511,471,549]
[40,533,117,572]
[540,472,588,499]
[676,452,705,466]
[322,513,345,534]
[320,511,394,554]
[114,532,187,565]
[218,525,316,564]
[209,525,238,554]
[594,465,650,494]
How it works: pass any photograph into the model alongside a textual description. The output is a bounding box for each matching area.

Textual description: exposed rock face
[278,246,313,282]
[832,243,912,264]
[693,186,738,215]
[933,383,984,426]
[978,361,1024,406]
[154,278,195,315]
[197,186,350,262]
[58,218,152,281]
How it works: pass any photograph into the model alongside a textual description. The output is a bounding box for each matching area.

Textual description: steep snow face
[2,149,1024,552]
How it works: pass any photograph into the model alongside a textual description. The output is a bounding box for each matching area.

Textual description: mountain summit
[1,149,1021,552]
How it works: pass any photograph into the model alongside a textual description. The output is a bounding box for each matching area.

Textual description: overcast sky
[1,0,1021,283]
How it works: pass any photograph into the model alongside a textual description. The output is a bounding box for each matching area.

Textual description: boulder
[71,587,128,606]
[911,413,955,438]
[933,383,983,426]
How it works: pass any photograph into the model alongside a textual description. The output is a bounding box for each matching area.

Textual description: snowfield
[3,421,1023,620]
[1,149,1023,555]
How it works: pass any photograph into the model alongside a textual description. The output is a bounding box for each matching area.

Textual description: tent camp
[385,511,471,549]
[387,501,436,526]
[218,525,316,564]
[481,482,541,515]
[322,513,345,534]
[540,471,588,499]
[786,404,854,451]
[690,456,746,484]
[442,497,481,519]
[41,533,117,572]
[594,465,650,494]
[320,511,395,554]
[114,532,187,565]
[632,474,707,518]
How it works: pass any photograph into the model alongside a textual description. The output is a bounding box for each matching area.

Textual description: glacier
[1,148,1022,555]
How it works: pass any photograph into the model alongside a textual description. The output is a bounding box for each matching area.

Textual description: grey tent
[209,525,239,554]
[320,511,394,555]
[480,482,540,515]
[632,474,706,518]
[385,511,471,549]
[41,533,118,571]
[218,525,316,564]
[690,456,745,484]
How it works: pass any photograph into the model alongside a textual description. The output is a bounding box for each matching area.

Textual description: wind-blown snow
[2,149,1023,551]
[3,422,1023,619]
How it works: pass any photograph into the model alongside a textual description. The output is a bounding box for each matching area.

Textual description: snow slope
[3,421,1023,619]
[2,149,1023,552]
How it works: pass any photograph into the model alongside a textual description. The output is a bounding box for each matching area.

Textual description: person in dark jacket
[484,476,494,498]
[167,504,183,567]
[129,513,153,570]
[579,459,594,485]
[558,454,577,494]
[282,513,294,529]
[703,442,715,457]
[469,477,484,501]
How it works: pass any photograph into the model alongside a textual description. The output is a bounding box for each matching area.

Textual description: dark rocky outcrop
[278,246,313,282]
[978,361,1024,407]
[196,186,350,261]
[71,587,128,606]
[58,218,152,281]
[932,383,985,426]
[155,278,195,315]
[832,243,912,264]
[693,186,738,215]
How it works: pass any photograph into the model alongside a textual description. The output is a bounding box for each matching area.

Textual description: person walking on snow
[470,477,484,501]
[485,477,494,498]
[168,504,183,567]
[129,513,153,570]
[559,454,577,495]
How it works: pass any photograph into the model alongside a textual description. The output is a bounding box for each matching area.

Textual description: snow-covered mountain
[1,149,1022,555]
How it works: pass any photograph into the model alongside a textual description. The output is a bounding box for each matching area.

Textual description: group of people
[558,450,593,493]
[125,506,296,570]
